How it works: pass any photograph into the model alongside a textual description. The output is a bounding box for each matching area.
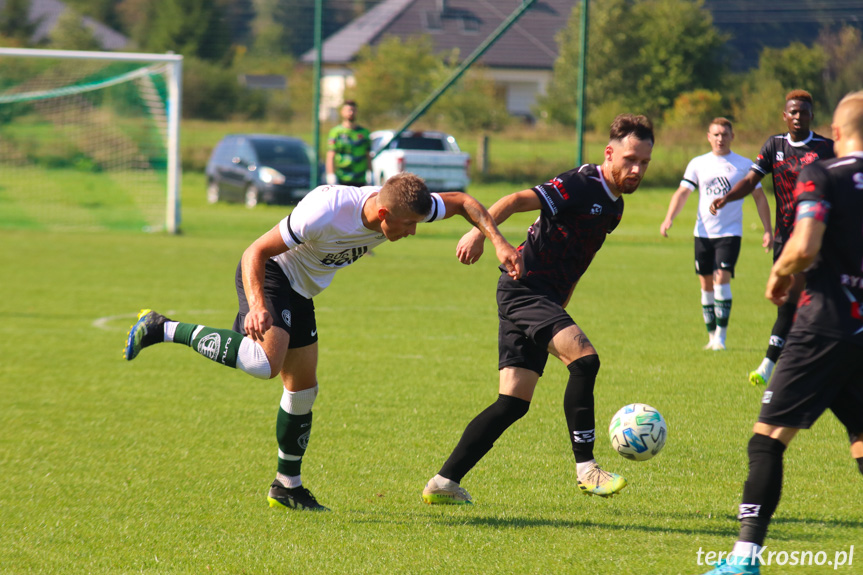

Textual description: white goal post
[0,48,183,233]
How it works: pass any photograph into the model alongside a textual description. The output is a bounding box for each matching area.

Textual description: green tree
[818,26,863,110]
[124,0,230,62]
[0,0,36,44]
[539,0,727,127]
[49,9,101,51]
[350,35,444,125]
[663,89,725,132]
[758,41,828,110]
[432,66,510,132]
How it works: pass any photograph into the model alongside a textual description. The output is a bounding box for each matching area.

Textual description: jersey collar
[785,131,814,147]
[593,164,617,201]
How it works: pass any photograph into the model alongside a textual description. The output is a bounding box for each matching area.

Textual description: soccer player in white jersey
[122,173,522,511]
[661,118,773,350]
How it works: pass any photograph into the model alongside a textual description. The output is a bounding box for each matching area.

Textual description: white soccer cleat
[422,476,473,505]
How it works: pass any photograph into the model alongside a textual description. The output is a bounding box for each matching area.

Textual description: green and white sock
[276,386,318,483]
[166,321,271,378]
[714,284,732,345]
[701,290,716,335]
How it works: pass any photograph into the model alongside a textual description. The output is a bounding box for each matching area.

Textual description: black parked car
[205,134,322,207]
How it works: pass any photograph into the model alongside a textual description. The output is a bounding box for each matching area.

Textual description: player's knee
[495,394,530,424]
[567,354,600,378]
[237,338,276,379]
[748,432,787,459]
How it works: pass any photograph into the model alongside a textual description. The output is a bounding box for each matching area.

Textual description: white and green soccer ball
[609,403,667,461]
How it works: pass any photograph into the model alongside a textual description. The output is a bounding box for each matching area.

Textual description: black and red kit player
[699,90,863,575]
[710,90,835,386]
[421,114,654,505]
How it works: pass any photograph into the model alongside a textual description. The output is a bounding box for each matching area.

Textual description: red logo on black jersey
[549,177,570,199]
[797,290,813,308]
[793,179,816,199]
[801,151,819,165]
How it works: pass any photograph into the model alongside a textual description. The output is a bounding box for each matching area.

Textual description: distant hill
[702,0,863,71]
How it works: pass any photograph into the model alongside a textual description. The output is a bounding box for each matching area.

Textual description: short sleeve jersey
[752,131,834,240]
[518,164,623,303]
[681,151,761,238]
[791,152,863,343]
[327,124,371,184]
[273,185,446,299]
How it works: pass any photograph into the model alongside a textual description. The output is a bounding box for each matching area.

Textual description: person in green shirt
[326,100,371,186]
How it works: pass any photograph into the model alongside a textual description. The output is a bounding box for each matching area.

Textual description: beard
[612,164,641,194]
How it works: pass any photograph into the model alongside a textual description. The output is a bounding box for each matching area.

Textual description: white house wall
[319,66,551,122]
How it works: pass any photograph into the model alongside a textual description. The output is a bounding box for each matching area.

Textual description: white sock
[164,321,178,342]
[715,282,732,301]
[715,326,727,345]
[576,459,596,479]
[276,472,302,488]
[731,541,760,561]
[280,386,318,415]
[236,338,272,379]
[433,474,459,488]
[758,358,775,380]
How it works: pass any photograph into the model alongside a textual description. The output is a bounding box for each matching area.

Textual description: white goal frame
[0,47,183,233]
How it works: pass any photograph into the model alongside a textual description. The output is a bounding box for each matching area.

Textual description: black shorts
[496,274,575,376]
[694,236,741,277]
[233,260,318,349]
[758,331,863,434]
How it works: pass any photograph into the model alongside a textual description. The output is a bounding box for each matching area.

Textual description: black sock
[766,301,795,363]
[565,355,600,463]
[438,394,530,483]
[857,457,863,476]
[276,410,312,476]
[738,434,787,546]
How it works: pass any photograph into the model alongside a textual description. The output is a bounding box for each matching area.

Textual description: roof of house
[0,0,130,50]
[303,0,571,70]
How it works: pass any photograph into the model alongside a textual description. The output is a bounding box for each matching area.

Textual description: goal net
[0,48,182,233]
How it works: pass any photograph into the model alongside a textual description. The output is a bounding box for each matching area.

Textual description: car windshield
[391,136,446,151]
[251,140,310,165]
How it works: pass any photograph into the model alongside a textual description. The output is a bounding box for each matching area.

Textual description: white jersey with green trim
[681,151,761,238]
[272,184,445,299]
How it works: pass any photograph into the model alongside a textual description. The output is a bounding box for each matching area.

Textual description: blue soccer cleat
[699,556,760,575]
[124,309,168,360]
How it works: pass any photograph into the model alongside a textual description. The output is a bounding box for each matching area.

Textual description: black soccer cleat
[124,309,169,360]
[267,481,329,511]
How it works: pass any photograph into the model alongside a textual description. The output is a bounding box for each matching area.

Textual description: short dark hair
[342,100,357,108]
[786,90,813,105]
[378,172,431,216]
[609,114,654,144]
[710,117,733,132]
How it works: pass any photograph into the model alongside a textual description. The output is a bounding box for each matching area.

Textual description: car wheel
[206,181,220,204]
[245,185,259,208]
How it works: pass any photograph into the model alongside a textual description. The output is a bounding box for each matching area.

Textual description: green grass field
[1,175,861,574]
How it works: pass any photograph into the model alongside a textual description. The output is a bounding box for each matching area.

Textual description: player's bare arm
[660,185,692,237]
[241,225,291,341]
[456,189,540,264]
[709,170,762,215]
[325,150,336,185]
[751,187,774,252]
[440,192,524,279]
[765,217,825,305]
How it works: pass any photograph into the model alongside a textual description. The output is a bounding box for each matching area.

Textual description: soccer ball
[609,403,667,461]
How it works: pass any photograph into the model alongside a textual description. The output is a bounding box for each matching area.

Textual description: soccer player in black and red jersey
[699,92,863,575]
[421,114,654,505]
[710,90,835,387]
